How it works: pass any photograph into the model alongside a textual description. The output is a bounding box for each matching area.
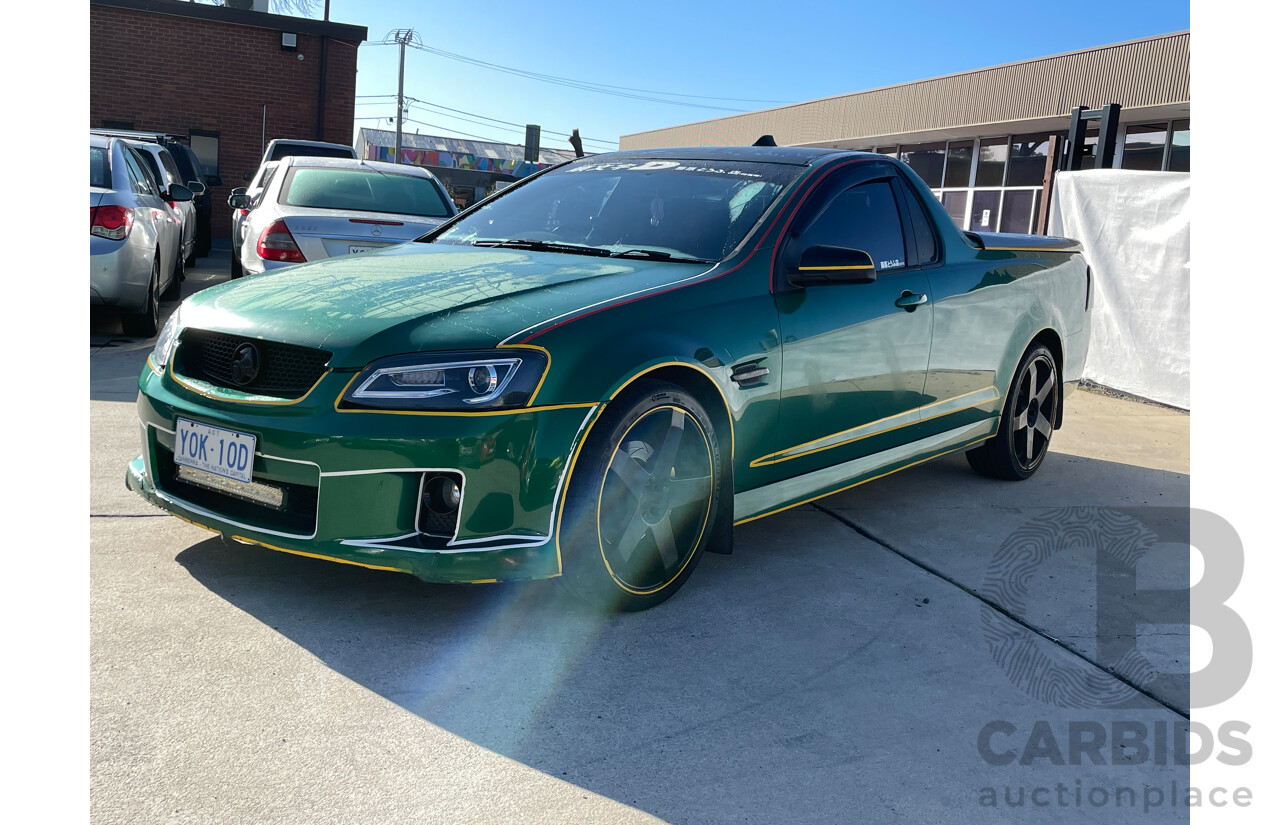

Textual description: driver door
[762,165,935,481]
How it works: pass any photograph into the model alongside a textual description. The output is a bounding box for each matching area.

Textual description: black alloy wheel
[967,344,1059,480]
[559,379,721,610]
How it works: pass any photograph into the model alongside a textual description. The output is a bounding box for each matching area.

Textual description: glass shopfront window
[901,142,946,188]
[969,190,1001,231]
[940,190,967,227]
[944,141,974,188]
[999,189,1040,234]
[1121,123,1168,171]
[976,138,1009,187]
[1007,133,1052,186]
[1169,119,1190,172]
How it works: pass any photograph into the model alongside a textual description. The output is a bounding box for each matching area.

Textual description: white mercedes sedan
[231,157,457,277]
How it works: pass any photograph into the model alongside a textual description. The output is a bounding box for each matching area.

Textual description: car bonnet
[177,242,719,369]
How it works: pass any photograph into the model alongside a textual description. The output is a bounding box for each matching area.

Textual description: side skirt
[733,419,996,524]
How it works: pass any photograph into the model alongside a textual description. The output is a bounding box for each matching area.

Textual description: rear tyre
[122,257,161,338]
[966,344,1059,480]
[558,380,722,611]
[230,251,243,279]
[185,243,197,269]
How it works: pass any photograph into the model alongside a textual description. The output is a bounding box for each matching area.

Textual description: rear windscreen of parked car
[269,146,357,162]
[90,147,109,188]
[433,159,805,262]
[280,168,452,218]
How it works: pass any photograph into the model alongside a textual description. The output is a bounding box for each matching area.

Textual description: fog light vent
[419,473,462,537]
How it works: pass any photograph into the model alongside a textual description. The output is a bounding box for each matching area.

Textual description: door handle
[895,291,928,311]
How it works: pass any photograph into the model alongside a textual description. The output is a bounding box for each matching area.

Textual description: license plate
[348,245,375,254]
[174,418,257,483]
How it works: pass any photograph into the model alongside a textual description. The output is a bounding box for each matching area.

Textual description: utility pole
[389,29,416,164]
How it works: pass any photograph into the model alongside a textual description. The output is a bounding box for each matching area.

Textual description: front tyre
[559,380,722,611]
[967,343,1059,480]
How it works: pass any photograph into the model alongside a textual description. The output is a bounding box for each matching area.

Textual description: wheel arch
[1027,327,1065,429]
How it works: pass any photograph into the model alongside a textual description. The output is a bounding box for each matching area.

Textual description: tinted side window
[135,151,164,192]
[159,150,183,186]
[900,183,939,265]
[122,149,153,196]
[168,144,199,183]
[799,180,906,271]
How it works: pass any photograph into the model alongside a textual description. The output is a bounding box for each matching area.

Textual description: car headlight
[342,349,548,411]
[151,306,182,373]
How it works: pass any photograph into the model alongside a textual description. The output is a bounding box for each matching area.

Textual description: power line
[356,97,619,149]
[402,41,749,112]
[369,40,789,106]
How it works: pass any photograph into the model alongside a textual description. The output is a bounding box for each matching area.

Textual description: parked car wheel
[185,245,197,269]
[230,252,243,279]
[559,380,722,611]
[967,344,1059,480]
[122,256,161,338]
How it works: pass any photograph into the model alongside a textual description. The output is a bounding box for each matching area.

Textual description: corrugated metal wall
[621,33,1189,150]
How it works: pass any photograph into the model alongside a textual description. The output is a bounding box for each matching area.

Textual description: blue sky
[294,0,1192,153]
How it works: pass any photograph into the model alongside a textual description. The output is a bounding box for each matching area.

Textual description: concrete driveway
[91,250,1191,823]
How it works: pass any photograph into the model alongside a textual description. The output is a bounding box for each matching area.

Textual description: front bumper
[128,362,596,583]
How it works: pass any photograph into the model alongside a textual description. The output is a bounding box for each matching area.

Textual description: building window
[189,130,220,177]
[1168,119,1190,172]
[1121,123,1168,171]
[944,141,974,188]
[940,191,967,227]
[999,189,1039,234]
[901,142,946,188]
[975,137,1009,187]
[1007,133,1052,186]
[969,190,1001,231]
[873,146,898,158]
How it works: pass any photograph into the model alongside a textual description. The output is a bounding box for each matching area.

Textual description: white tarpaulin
[1048,170,1190,409]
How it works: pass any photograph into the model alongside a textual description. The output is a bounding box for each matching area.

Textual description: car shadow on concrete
[174,453,1191,824]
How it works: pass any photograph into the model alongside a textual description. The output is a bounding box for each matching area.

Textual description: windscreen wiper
[608,248,716,264]
[471,239,613,257]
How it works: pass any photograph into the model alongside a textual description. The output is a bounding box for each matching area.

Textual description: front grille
[176,329,331,399]
[155,445,318,535]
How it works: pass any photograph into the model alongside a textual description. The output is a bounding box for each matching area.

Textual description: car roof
[122,138,168,155]
[267,138,354,151]
[584,145,851,165]
[277,156,431,175]
[89,133,111,149]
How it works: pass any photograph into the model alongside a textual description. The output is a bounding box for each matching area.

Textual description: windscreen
[90,146,109,188]
[280,168,452,217]
[432,158,803,262]
[270,145,356,161]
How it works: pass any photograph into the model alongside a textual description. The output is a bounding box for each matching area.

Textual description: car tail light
[90,205,133,240]
[237,208,249,218]
[257,219,306,263]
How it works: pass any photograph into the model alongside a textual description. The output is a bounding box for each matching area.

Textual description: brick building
[89,0,367,239]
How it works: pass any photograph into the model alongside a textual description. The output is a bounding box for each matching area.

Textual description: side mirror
[206,175,222,187]
[231,187,248,196]
[788,245,877,286]
[228,193,251,210]
[168,184,194,202]
[187,180,207,196]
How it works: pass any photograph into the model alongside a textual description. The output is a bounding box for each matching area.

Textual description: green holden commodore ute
[128,146,1091,610]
